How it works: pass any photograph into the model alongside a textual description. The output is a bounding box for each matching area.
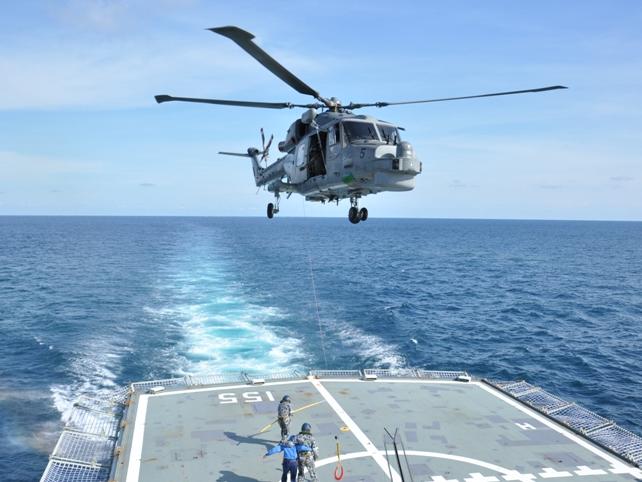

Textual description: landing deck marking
[121,378,641,482]
[477,382,633,471]
[314,449,512,474]
[311,378,402,481]
[314,451,625,481]
[126,393,149,482]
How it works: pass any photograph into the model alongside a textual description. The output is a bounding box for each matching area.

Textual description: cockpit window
[377,124,401,145]
[342,121,379,143]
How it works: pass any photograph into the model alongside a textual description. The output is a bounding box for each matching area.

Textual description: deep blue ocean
[1,217,641,481]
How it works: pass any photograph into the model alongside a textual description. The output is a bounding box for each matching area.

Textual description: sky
[1,0,641,220]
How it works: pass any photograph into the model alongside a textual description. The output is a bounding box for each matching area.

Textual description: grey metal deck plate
[113,379,642,482]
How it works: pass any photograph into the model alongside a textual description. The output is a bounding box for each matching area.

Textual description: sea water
[1,216,641,481]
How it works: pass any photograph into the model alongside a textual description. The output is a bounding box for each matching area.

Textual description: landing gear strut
[267,192,280,219]
[348,197,368,224]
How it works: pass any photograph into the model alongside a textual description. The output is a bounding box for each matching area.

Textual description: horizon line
[1,214,641,223]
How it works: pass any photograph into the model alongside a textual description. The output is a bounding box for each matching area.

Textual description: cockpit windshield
[342,121,379,143]
[377,124,401,145]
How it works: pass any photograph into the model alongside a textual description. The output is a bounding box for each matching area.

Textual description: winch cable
[302,199,328,368]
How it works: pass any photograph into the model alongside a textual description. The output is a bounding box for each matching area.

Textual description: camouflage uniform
[277,400,291,440]
[295,432,318,482]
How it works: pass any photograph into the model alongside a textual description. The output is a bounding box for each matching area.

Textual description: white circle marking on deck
[314,450,513,474]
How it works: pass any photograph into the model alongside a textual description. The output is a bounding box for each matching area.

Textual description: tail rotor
[260,128,274,165]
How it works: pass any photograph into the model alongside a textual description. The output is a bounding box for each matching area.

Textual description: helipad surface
[112,377,642,482]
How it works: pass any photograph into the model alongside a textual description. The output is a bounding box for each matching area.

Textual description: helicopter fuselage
[251,111,422,204]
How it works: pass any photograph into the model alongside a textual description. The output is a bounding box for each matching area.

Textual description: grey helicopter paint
[155,26,566,223]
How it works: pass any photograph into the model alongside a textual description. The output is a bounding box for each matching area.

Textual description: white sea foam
[143,257,303,377]
[170,299,302,374]
[49,345,123,422]
[331,321,406,369]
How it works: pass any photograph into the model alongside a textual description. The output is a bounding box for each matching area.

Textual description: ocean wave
[326,320,406,369]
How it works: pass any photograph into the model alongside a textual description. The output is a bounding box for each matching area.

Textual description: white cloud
[0,2,334,110]
[0,39,264,110]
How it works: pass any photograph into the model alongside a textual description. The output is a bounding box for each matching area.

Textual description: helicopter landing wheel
[348,206,360,224]
[267,203,275,219]
[359,207,368,221]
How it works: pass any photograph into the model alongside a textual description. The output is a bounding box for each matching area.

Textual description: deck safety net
[52,432,115,466]
[40,389,125,482]
[40,461,111,482]
[552,403,612,433]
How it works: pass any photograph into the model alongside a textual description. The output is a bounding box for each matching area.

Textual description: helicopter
[155,26,566,223]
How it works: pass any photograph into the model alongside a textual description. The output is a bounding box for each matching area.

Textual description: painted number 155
[218,391,276,404]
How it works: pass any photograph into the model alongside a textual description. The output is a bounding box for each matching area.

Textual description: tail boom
[219,148,285,186]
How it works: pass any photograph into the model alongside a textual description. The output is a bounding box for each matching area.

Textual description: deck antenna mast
[384,428,415,482]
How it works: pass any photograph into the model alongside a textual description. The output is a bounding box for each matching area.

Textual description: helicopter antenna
[209,26,331,108]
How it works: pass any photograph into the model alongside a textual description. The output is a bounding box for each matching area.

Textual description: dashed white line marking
[465,473,499,482]
[574,466,607,476]
[609,464,642,478]
[313,449,630,481]
[502,470,536,481]
[538,468,573,478]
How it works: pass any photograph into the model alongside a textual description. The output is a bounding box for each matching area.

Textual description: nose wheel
[348,198,368,224]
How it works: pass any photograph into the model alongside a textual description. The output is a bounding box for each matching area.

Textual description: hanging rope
[334,436,344,480]
[302,199,328,368]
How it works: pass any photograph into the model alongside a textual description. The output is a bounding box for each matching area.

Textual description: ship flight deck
[41,370,642,482]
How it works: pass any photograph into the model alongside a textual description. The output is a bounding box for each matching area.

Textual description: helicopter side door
[291,137,309,184]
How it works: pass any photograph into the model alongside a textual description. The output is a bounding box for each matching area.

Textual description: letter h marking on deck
[515,422,536,430]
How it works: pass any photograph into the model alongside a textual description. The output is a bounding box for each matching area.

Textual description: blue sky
[1,0,641,219]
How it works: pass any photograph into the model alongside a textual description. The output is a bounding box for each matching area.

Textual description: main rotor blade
[209,26,323,102]
[155,95,318,109]
[346,85,568,109]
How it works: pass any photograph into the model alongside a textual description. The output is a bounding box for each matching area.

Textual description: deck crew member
[277,395,292,440]
[295,423,319,482]
[264,435,311,482]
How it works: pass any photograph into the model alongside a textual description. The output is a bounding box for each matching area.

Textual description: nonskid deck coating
[113,378,642,482]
